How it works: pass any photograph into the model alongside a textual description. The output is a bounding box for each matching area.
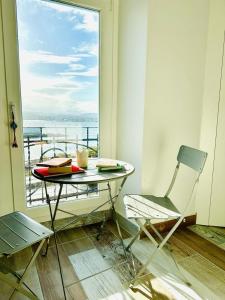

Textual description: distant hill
[23,111,98,122]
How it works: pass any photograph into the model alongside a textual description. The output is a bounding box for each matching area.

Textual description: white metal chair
[0,211,53,299]
[123,145,207,283]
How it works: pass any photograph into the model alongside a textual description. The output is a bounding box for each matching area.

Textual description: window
[1,0,115,218]
[16,0,100,206]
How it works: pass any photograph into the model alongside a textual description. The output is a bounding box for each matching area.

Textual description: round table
[32,158,135,298]
[32,158,134,184]
[32,158,134,231]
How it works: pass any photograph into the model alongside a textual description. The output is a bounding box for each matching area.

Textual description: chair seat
[124,194,181,220]
[0,211,52,257]
[0,211,53,299]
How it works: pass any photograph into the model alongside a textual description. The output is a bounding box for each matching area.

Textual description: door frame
[1,0,118,221]
[0,1,14,215]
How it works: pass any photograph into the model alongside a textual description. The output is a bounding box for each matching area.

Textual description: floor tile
[57,227,87,244]
[67,266,124,300]
[36,244,84,299]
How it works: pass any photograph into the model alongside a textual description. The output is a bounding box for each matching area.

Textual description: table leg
[96,214,107,241]
[43,182,67,300]
[107,182,129,260]
[107,179,137,277]
[42,183,63,256]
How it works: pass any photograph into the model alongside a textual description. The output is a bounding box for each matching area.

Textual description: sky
[16,0,99,119]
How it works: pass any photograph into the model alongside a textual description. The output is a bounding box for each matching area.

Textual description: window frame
[1,0,118,221]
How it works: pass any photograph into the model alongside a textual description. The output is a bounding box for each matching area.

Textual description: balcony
[24,126,99,207]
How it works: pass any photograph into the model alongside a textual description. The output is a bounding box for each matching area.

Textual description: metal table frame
[32,159,134,299]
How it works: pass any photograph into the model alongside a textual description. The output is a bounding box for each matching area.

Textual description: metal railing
[23,126,99,207]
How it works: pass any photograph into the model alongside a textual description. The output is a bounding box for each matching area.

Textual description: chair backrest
[165,145,207,197]
[177,145,207,173]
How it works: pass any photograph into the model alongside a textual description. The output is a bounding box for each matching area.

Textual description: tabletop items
[34,157,84,177]
[96,159,126,172]
[34,157,129,178]
[36,157,72,167]
[76,148,88,168]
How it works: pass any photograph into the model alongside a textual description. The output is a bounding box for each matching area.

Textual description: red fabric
[34,164,84,177]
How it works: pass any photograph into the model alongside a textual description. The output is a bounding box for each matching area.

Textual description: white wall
[196,0,225,225]
[117,0,209,215]
[117,0,149,194]
[142,0,209,213]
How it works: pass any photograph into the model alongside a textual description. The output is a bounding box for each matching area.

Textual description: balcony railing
[23,126,99,207]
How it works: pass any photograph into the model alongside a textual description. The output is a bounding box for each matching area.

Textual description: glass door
[1,0,116,220]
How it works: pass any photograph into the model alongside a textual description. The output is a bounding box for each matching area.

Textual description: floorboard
[189,224,225,249]
[174,228,225,271]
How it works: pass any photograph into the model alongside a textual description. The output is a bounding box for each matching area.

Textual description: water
[23,119,98,141]
[23,119,99,162]
[24,119,98,129]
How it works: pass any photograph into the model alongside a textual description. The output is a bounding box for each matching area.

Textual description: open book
[36,157,72,167]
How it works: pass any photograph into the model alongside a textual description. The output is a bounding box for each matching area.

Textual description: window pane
[16,0,99,206]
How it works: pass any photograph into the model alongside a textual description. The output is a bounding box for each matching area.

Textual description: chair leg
[10,239,46,300]
[126,228,142,251]
[133,216,186,284]
[147,221,163,241]
[136,219,159,247]
[0,272,38,300]
[42,236,50,256]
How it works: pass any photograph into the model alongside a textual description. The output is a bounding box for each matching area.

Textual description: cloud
[21,85,98,115]
[17,19,29,43]
[20,70,96,115]
[74,99,98,113]
[19,50,95,115]
[74,11,98,32]
[58,66,98,77]
[19,48,98,79]
[73,43,99,57]
[20,71,89,97]
[20,50,81,65]
[69,64,86,71]
[41,1,75,13]
[41,0,98,32]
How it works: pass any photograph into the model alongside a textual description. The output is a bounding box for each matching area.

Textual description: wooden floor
[1,221,225,300]
[189,224,225,250]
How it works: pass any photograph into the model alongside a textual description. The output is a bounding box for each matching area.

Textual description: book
[34,164,85,177]
[48,165,72,174]
[36,157,72,167]
[96,159,118,168]
[98,164,126,172]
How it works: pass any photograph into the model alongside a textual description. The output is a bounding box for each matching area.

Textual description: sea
[23,119,98,129]
[23,119,99,161]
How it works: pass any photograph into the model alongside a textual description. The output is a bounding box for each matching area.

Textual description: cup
[76,149,88,168]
